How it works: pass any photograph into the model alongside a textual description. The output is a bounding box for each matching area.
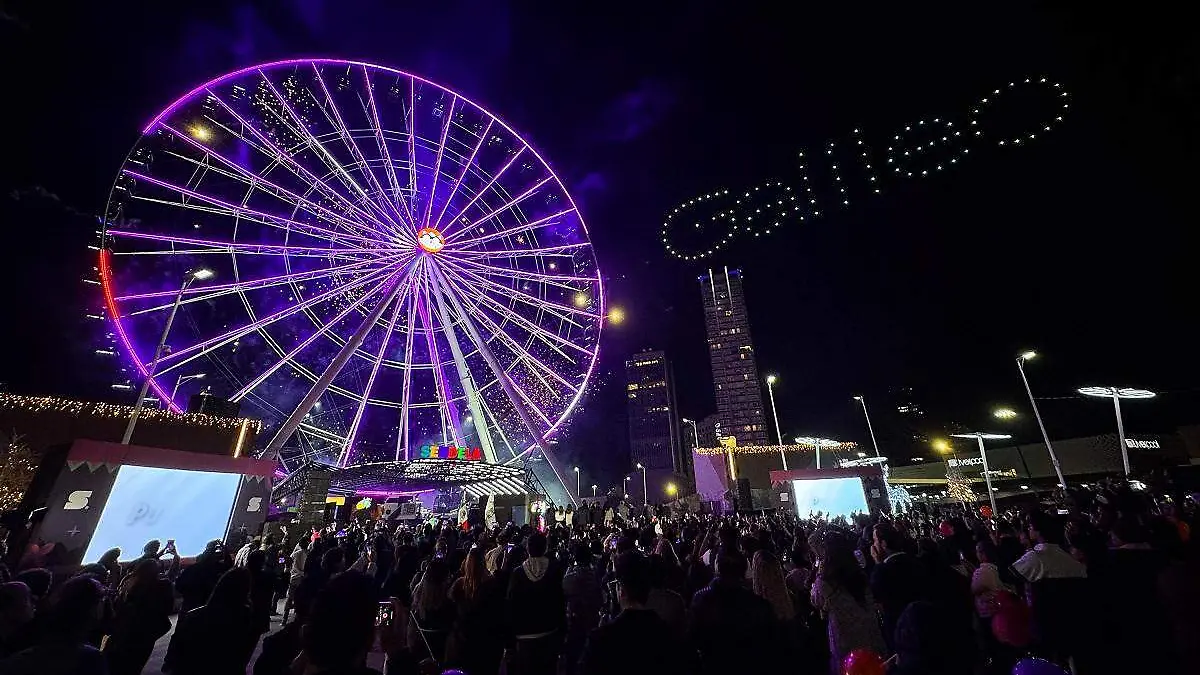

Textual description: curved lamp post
[1077,386,1155,476]
[1015,351,1067,488]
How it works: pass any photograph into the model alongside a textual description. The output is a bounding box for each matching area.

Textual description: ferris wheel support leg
[427,263,578,506]
[427,276,500,464]
[263,271,405,462]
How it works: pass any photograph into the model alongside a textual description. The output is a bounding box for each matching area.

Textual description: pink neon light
[133,58,605,475]
[98,249,184,413]
[354,489,434,498]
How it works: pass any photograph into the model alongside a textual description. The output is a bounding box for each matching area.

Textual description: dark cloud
[599,79,677,143]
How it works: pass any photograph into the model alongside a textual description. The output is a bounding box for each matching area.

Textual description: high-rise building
[700,268,769,447]
[625,350,682,472]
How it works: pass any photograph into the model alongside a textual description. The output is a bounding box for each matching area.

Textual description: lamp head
[189,268,215,281]
[1019,350,1037,361]
[993,407,1018,420]
[766,374,777,385]
[573,466,579,472]
[852,395,863,401]
[636,463,644,470]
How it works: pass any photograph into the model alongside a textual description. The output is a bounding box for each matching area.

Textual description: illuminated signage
[948,457,985,468]
[419,444,484,460]
[1125,439,1160,450]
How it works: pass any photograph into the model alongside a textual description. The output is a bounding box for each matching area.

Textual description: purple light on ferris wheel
[103,59,604,499]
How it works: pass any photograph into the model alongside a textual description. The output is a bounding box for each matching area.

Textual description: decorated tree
[945,466,977,505]
[0,433,37,512]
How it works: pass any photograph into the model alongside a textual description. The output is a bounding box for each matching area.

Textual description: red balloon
[992,602,1032,647]
[842,649,886,675]
[938,520,955,537]
[979,505,994,518]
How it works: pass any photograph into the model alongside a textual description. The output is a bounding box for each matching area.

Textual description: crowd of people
[0,476,1197,675]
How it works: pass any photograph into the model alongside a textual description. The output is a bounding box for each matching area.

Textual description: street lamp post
[765,375,787,470]
[951,432,1011,516]
[795,436,846,470]
[1078,386,1156,476]
[636,462,648,507]
[1015,351,1067,488]
[591,484,597,498]
[573,466,581,499]
[168,372,207,408]
[122,268,214,445]
[852,395,882,457]
[623,475,630,499]
[681,417,699,451]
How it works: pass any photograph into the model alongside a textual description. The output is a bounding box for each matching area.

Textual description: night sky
[1,2,1197,487]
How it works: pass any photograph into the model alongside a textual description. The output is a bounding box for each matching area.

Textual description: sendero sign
[419,444,484,460]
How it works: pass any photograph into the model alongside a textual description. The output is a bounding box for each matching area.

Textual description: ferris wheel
[100,59,604,479]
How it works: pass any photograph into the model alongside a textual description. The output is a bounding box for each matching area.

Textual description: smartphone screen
[376,601,393,627]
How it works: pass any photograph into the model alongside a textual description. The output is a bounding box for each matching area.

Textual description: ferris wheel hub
[417,227,446,253]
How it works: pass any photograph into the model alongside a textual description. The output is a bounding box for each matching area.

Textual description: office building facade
[625,350,683,472]
[700,268,769,447]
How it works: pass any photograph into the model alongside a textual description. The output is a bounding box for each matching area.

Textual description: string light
[694,440,857,456]
[662,77,1070,261]
[0,393,264,432]
[0,435,37,511]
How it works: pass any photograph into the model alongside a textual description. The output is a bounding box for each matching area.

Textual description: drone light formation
[662,77,1070,261]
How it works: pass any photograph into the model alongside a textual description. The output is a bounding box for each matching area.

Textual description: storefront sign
[1125,439,1160,450]
[948,457,985,468]
[419,444,484,460]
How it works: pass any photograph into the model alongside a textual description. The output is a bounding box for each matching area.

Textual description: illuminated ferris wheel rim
[100,58,606,467]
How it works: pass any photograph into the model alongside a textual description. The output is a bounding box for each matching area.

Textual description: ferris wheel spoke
[227,271,400,401]
[446,206,575,251]
[439,260,593,328]
[159,123,392,244]
[430,266,554,429]
[453,241,589,259]
[337,280,409,466]
[122,169,386,250]
[437,146,527,239]
[106,228,378,259]
[414,264,465,448]
[446,176,554,243]
[155,263,399,372]
[122,252,407,316]
[396,273,420,461]
[406,77,418,220]
[431,117,492,232]
[438,265,588,361]
[422,94,458,228]
[436,275,579,394]
[257,72,403,235]
[119,254,387,307]
[204,90,398,240]
[310,64,410,233]
[450,256,601,296]
[361,65,420,229]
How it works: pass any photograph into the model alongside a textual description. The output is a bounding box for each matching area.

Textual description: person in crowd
[174,540,229,614]
[294,571,417,675]
[446,546,505,675]
[562,541,602,672]
[579,552,691,675]
[253,586,311,675]
[0,581,37,658]
[104,558,173,675]
[0,575,108,675]
[95,549,122,592]
[246,549,276,633]
[644,549,687,640]
[484,529,509,575]
[281,539,308,623]
[971,539,1007,624]
[1093,515,1176,673]
[751,549,795,623]
[506,531,565,675]
[407,557,455,663]
[689,547,780,675]
[812,533,886,671]
[234,537,258,567]
[162,567,258,675]
[891,600,970,675]
[13,568,52,607]
[869,521,928,651]
[1012,510,1087,585]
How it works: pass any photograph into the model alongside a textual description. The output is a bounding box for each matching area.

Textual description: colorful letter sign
[419,444,484,461]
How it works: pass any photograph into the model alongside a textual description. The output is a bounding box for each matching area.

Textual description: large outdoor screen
[83,465,241,562]
[790,477,869,520]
